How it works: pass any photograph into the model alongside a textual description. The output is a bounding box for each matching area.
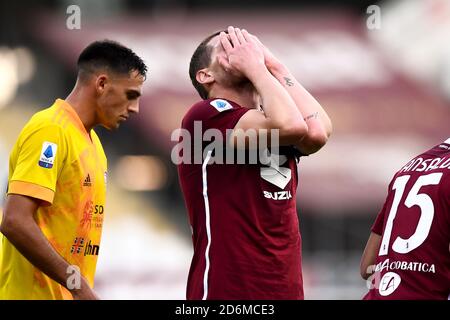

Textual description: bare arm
[360,232,381,280]
[252,34,332,155]
[219,27,308,147]
[0,194,98,299]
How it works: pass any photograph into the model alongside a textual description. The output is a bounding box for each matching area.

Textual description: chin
[100,122,118,130]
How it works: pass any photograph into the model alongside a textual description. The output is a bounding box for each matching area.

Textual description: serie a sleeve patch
[38,141,58,169]
[209,99,233,112]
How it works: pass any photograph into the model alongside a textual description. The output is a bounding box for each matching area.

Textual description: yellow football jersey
[0,99,107,299]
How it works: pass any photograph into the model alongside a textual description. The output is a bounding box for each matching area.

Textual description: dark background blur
[1,0,449,299]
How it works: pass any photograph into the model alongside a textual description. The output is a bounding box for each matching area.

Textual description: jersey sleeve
[8,125,67,205]
[371,177,397,235]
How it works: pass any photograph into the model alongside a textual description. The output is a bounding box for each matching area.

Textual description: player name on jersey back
[399,152,450,174]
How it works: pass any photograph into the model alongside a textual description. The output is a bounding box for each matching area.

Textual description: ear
[95,74,108,95]
[196,68,214,85]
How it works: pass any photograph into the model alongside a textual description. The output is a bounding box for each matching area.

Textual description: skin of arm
[251,34,333,155]
[360,232,382,280]
[219,27,309,148]
[0,194,98,299]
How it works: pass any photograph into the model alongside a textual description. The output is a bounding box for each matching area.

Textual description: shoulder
[15,107,70,157]
[182,98,243,125]
[20,119,66,144]
[22,103,69,137]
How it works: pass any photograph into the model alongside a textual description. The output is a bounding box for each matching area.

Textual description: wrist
[65,271,89,292]
[245,64,271,83]
[266,59,286,75]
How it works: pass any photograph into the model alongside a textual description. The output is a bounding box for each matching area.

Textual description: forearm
[249,67,307,130]
[268,63,332,137]
[360,232,381,280]
[1,217,77,289]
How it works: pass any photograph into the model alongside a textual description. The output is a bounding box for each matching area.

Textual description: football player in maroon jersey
[361,138,450,299]
[177,26,331,299]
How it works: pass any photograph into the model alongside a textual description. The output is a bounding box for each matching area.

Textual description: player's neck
[65,86,97,133]
[209,85,259,109]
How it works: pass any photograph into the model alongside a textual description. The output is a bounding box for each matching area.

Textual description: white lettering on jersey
[399,156,450,173]
[375,258,436,273]
[263,190,293,200]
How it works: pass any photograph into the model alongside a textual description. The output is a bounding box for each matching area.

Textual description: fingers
[223,26,252,50]
[235,28,246,44]
[220,31,233,54]
[243,29,262,47]
[241,29,252,43]
[227,26,240,47]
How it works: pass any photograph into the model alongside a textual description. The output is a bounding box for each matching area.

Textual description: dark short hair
[189,30,225,100]
[77,40,147,81]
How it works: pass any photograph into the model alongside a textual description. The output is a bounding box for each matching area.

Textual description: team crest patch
[260,166,292,189]
[259,150,292,189]
[38,142,57,169]
[378,272,401,296]
[210,99,233,112]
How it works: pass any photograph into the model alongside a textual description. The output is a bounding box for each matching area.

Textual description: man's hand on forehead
[217,27,250,49]
[216,26,266,78]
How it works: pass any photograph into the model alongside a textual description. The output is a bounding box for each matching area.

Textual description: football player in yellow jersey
[0,40,147,299]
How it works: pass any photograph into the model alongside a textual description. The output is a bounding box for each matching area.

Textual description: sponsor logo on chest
[80,200,104,229]
[70,237,100,256]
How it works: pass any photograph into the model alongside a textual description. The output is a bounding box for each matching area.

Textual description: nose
[128,101,139,114]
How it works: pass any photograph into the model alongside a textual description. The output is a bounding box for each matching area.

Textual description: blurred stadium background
[0,0,449,299]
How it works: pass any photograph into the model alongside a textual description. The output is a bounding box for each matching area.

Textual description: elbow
[320,114,333,139]
[309,129,329,149]
[325,122,333,139]
[281,120,308,142]
[0,217,11,238]
[360,260,374,280]
[298,128,329,155]
[0,214,20,239]
[360,266,369,280]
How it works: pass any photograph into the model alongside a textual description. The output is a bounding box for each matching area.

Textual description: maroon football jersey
[177,98,304,300]
[364,138,450,300]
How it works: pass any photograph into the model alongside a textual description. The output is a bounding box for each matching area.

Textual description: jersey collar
[55,99,93,142]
